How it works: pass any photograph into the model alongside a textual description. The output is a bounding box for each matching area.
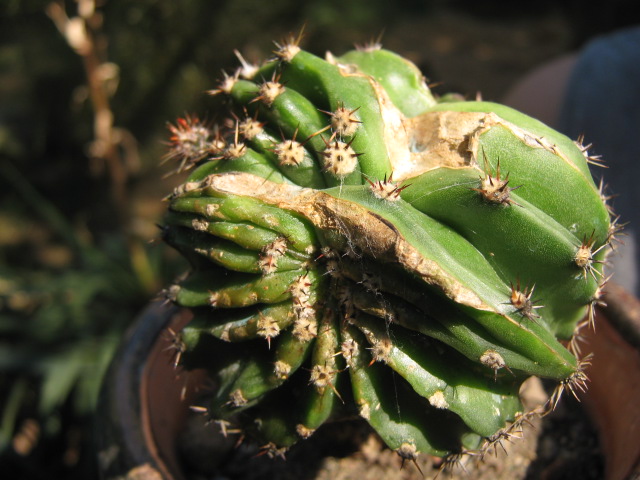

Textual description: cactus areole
[161,38,613,464]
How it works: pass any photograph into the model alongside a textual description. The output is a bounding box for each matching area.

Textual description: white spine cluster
[258,237,288,274]
[274,139,306,166]
[290,274,317,341]
[256,313,281,345]
[321,140,359,177]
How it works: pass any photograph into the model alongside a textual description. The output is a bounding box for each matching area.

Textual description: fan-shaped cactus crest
[161,34,612,465]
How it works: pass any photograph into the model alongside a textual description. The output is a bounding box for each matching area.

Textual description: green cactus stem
[161,36,612,466]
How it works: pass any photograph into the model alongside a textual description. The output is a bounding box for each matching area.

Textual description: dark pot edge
[96,301,181,479]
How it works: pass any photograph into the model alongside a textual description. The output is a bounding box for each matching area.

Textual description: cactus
[161,37,612,465]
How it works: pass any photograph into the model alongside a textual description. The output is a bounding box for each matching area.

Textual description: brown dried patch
[203,172,489,310]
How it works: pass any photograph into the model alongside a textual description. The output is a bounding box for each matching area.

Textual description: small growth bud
[276,43,301,63]
[218,323,231,342]
[367,174,410,201]
[358,402,371,420]
[290,275,316,339]
[480,349,511,380]
[575,233,606,281]
[255,79,285,107]
[472,158,521,206]
[191,218,209,231]
[224,141,246,159]
[208,291,220,307]
[309,364,335,390]
[222,120,248,160]
[326,104,361,138]
[291,282,317,340]
[355,36,384,53]
[208,70,239,96]
[167,180,203,200]
[397,442,419,461]
[274,139,306,166]
[321,139,360,177]
[292,315,317,342]
[259,237,288,274]
[233,49,259,79]
[205,203,219,217]
[257,313,281,345]
[509,281,542,321]
[274,30,304,63]
[575,243,592,269]
[274,360,292,380]
[164,284,181,302]
[290,274,312,307]
[165,115,220,173]
[228,389,247,407]
[238,115,264,140]
[296,424,315,439]
[480,350,505,370]
[428,390,449,409]
[341,338,359,366]
[369,337,392,364]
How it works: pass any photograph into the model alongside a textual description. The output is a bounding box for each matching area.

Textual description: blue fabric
[559,26,640,297]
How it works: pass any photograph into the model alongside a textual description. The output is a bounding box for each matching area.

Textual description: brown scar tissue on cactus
[159,33,614,473]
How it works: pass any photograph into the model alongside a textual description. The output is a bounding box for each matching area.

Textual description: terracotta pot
[96,302,199,480]
[96,285,640,480]
[580,283,640,480]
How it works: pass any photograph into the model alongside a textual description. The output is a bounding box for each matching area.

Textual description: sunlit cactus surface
[161,35,613,464]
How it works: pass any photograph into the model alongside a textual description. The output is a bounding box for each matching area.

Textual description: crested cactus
[161,36,613,466]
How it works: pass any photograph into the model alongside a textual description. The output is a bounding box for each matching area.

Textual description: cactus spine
[161,36,612,465]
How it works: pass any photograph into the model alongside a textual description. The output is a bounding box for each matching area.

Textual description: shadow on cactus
[160,34,613,468]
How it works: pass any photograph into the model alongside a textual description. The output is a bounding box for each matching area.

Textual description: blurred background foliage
[1,0,639,478]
